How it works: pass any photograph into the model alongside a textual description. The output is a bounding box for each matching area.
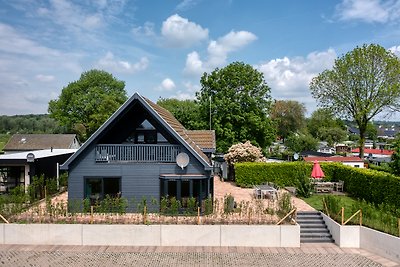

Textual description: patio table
[258,185,278,199]
[313,181,334,193]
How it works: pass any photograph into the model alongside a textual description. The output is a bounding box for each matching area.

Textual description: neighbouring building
[0,149,76,193]
[351,148,394,160]
[61,93,215,212]
[3,134,80,154]
[303,156,364,168]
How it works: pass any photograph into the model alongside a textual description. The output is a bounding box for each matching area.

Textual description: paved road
[0,244,398,267]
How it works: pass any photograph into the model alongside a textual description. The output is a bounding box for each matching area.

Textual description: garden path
[213,176,315,211]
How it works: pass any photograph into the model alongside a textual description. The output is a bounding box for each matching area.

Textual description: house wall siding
[68,144,208,211]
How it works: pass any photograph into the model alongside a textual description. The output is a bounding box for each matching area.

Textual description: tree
[197,62,275,152]
[310,44,400,158]
[285,133,318,152]
[270,100,306,141]
[48,70,127,141]
[157,98,205,130]
[307,108,347,146]
[390,138,400,176]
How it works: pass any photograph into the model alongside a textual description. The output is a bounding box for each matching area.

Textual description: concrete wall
[321,212,399,263]
[321,213,360,248]
[0,224,300,247]
[360,226,400,263]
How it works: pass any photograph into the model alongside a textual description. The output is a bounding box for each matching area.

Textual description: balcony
[95,144,182,163]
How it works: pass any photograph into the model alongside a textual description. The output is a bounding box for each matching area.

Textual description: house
[61,93,214,212]
[351,148,394,159]
[0,149,76,193]
[303,156,364,168]
[3,134,80,154]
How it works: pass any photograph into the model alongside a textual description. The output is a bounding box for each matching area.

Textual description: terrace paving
[213,176,315,211]
[0,243,398,267]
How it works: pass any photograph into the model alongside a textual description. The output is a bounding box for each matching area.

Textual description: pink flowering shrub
[224,141,266,164]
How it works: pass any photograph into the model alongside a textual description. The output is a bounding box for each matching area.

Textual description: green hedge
[334,164,400,209]
[234,162,400,208]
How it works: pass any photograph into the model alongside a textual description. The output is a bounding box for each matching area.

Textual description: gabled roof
[61,93,212,170]
[3,134,78,151]
[186,130,216,152]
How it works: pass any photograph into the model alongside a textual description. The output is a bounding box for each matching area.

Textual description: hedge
[235,162,400,209]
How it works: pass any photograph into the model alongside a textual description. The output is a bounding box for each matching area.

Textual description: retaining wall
[322,213,400,263]
[0,224,300,247]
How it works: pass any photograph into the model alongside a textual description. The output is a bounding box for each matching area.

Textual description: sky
[0,0,400,118]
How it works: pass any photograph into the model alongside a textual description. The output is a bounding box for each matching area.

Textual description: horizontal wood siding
[68,145,209,212]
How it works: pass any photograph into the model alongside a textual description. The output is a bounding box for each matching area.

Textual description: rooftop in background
[186,130,216,152]
[303,156,363,163]
[3,134,80,153]
[351,148,394,156]
[0,149,78,160]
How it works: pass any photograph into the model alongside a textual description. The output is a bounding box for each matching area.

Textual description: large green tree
[48,70,127,141]
[307,108,347,146]
[157,98,205,130]
[310,44,400,158]
[197,62,275,152]
[270,100,306,141]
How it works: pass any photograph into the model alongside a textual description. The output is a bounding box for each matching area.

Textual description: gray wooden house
[61,93,214,211]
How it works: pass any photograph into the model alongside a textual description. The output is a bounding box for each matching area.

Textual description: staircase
[297,211,334,243]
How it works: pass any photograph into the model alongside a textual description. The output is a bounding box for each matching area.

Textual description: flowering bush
[224,141,266,164]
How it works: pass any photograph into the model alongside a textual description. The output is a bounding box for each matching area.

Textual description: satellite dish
[176,152,190,169]
[26,153,35,163]
[293,153,299,161]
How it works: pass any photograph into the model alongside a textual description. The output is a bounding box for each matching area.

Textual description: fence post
[359,209,362,226]
[197,207,201,225]
[341,207,344,225]
[90,206,94,224]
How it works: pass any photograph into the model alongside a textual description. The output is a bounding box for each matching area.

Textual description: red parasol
[311,160,325,179]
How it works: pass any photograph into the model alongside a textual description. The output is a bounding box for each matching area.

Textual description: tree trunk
[358,126,366,159]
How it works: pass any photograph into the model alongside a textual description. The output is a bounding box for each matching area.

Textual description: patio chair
[253,186,262,199]
[336,180,344,192]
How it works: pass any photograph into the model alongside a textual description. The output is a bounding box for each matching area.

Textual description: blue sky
[0,0,400,118]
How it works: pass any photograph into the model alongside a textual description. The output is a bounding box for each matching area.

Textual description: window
[0,166,25,193]
[85,177,121,204]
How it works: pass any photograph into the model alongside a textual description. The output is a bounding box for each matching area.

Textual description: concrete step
[301,228,330,233]
[301,239,334,243]
[297,211,334,243]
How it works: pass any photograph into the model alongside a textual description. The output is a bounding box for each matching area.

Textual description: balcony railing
[95,144,182,163]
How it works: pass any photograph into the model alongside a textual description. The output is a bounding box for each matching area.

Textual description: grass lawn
[302,194,361,221]
[303,194,399,236]
[0,134,10,153]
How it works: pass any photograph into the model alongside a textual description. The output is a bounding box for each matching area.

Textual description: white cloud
[170,91,195,100]
[96,52,149,74]
[256,49,337,113]
[176,0,200,11]
[389,45,400,57]
[335,0,400,23]
[132,22,156,38]
[35,74,55,82]
[0,23,83,114]
[184,30,257,76]
[161,14,208,48]
[159,78,176,91]
[36,0,106,34]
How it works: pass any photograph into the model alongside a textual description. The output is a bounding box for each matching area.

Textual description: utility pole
[209,95,212,130]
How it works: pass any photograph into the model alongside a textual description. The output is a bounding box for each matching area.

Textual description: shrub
[224,141,265,164]
[296,176,313,198]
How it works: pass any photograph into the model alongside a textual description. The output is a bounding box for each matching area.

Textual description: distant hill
[0,114,66,135]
